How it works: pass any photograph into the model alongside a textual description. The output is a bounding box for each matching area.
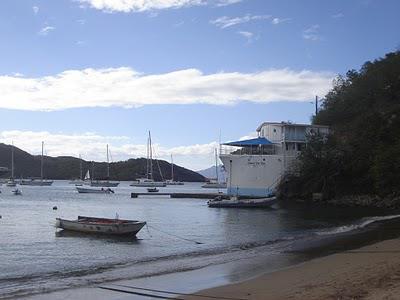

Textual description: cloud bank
[0,67,333,111]
[76,0,241,12]
[0,130,219,170]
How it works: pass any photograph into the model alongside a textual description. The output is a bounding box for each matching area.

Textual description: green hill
[280,51,400,201]
[0,143,205,182]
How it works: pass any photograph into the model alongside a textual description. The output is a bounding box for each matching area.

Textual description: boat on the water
[20,142,53,186]
[12,189,22,195]
[165,154,184,185]
[130,131,166,187]
[90,145,120,187]
[55,216,146,236]
[202,149,226,189]
[6,143,17,187]
[76,187,114,194]
[147,187,159,193]
[207,195,277,208]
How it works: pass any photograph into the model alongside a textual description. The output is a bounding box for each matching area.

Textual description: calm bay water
[0,181,397,299]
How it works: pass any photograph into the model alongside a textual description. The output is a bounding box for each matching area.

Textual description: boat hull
[56,216,146,236]
[90,181,120,187]
[207,196,277,208]
[130,182,166,187]
[201,183,227,189]
[76,187,114,194]
[20,180,53,186]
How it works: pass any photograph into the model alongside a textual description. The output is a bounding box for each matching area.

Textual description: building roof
[222,137,273,147]
[256,121,329,132]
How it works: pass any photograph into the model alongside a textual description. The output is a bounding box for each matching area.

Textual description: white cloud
[215,0,242,6]
[76,19,86,25]
[211,14,271,29]
[38,26,55,36]
[76,0,241,12]
[33,6,39,14]
[332,12,344,19]
[237,31,255,43]
[303,24,320,41]
[271,17,290,25]
[0,130,219,170]
[0,67,334,111]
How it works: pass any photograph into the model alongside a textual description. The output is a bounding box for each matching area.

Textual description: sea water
[0,181,398,298]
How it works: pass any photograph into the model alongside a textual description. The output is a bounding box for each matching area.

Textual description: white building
[219,122,329,197]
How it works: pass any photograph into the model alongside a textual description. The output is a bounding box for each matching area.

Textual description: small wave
[316,214,400,236]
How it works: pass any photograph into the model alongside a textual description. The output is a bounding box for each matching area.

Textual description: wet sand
[184,238,400,300]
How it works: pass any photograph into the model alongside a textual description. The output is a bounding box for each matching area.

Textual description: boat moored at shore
[56,216,146,236]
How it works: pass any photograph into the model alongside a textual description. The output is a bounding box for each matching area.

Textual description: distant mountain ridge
[0,143,205,182]
[197,164,227,181]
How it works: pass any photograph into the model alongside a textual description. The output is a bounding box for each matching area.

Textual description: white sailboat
[6,142,17,187]
[90,144,120,187]
[202,148,227,189]
[166,154,184,185]
[20,142,53,186]
[130,131,166,187]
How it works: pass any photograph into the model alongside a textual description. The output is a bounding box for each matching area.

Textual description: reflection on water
[55,230,141,244]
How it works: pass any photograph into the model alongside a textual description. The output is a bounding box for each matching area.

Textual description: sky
[0,0,399,170]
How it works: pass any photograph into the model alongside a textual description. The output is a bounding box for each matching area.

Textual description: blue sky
[0,0,399,170]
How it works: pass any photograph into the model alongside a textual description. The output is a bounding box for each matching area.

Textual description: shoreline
[19,217,400,300]
[183,237,400,300]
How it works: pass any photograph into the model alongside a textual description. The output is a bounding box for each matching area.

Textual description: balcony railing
[219,145,277,156]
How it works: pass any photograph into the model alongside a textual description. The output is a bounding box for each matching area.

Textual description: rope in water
[146,224,204,245]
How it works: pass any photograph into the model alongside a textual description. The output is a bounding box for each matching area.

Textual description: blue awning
[222,137,273,147]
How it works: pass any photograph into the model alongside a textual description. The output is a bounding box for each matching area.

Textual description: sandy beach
[184,238,400,300]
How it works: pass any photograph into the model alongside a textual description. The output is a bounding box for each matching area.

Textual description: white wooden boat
[56,216,146,236]
[207,195,277,208]
[76,187,114,194]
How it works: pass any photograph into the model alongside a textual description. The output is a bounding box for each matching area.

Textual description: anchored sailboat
[90,144,120,187]
[202,148,227,188]
[130,131,166,187]
[166,154,184,185]
[20,142,53,186]
[6,142,17,187]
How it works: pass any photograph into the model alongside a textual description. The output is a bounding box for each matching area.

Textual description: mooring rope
[146,224,204,245]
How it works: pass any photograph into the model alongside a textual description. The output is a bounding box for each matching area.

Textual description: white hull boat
[6,180,17,187]
[90,181,120,187]
[207,195,277,208]
[130,180,166,187]
[76,187,114,194]
[20,179,53,186]
[56,216,146,236]
[202,182,227,189]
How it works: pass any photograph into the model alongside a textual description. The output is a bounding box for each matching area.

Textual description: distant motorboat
[130,178,166,187]
[147,187,159,193]
[12,189,22,195]
[201,181,227,189]
[56,216,146,236]
[207,195,277,208]
[76,187,114,194]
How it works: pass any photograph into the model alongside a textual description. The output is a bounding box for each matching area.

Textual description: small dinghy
[12,189,22,195]
[56,216,146,236]
[76,187,114,194]
[207,195,277,208]
[147,187,159,193]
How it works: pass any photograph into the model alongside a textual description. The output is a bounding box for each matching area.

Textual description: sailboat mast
[11,142,14,179]
[215,148,219,183]
[41,141,44,181]
[106,144,110,179]
[146,133,149,179]
[171,154,174,181]
[149,131,153,180]
[79,154,83,180]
